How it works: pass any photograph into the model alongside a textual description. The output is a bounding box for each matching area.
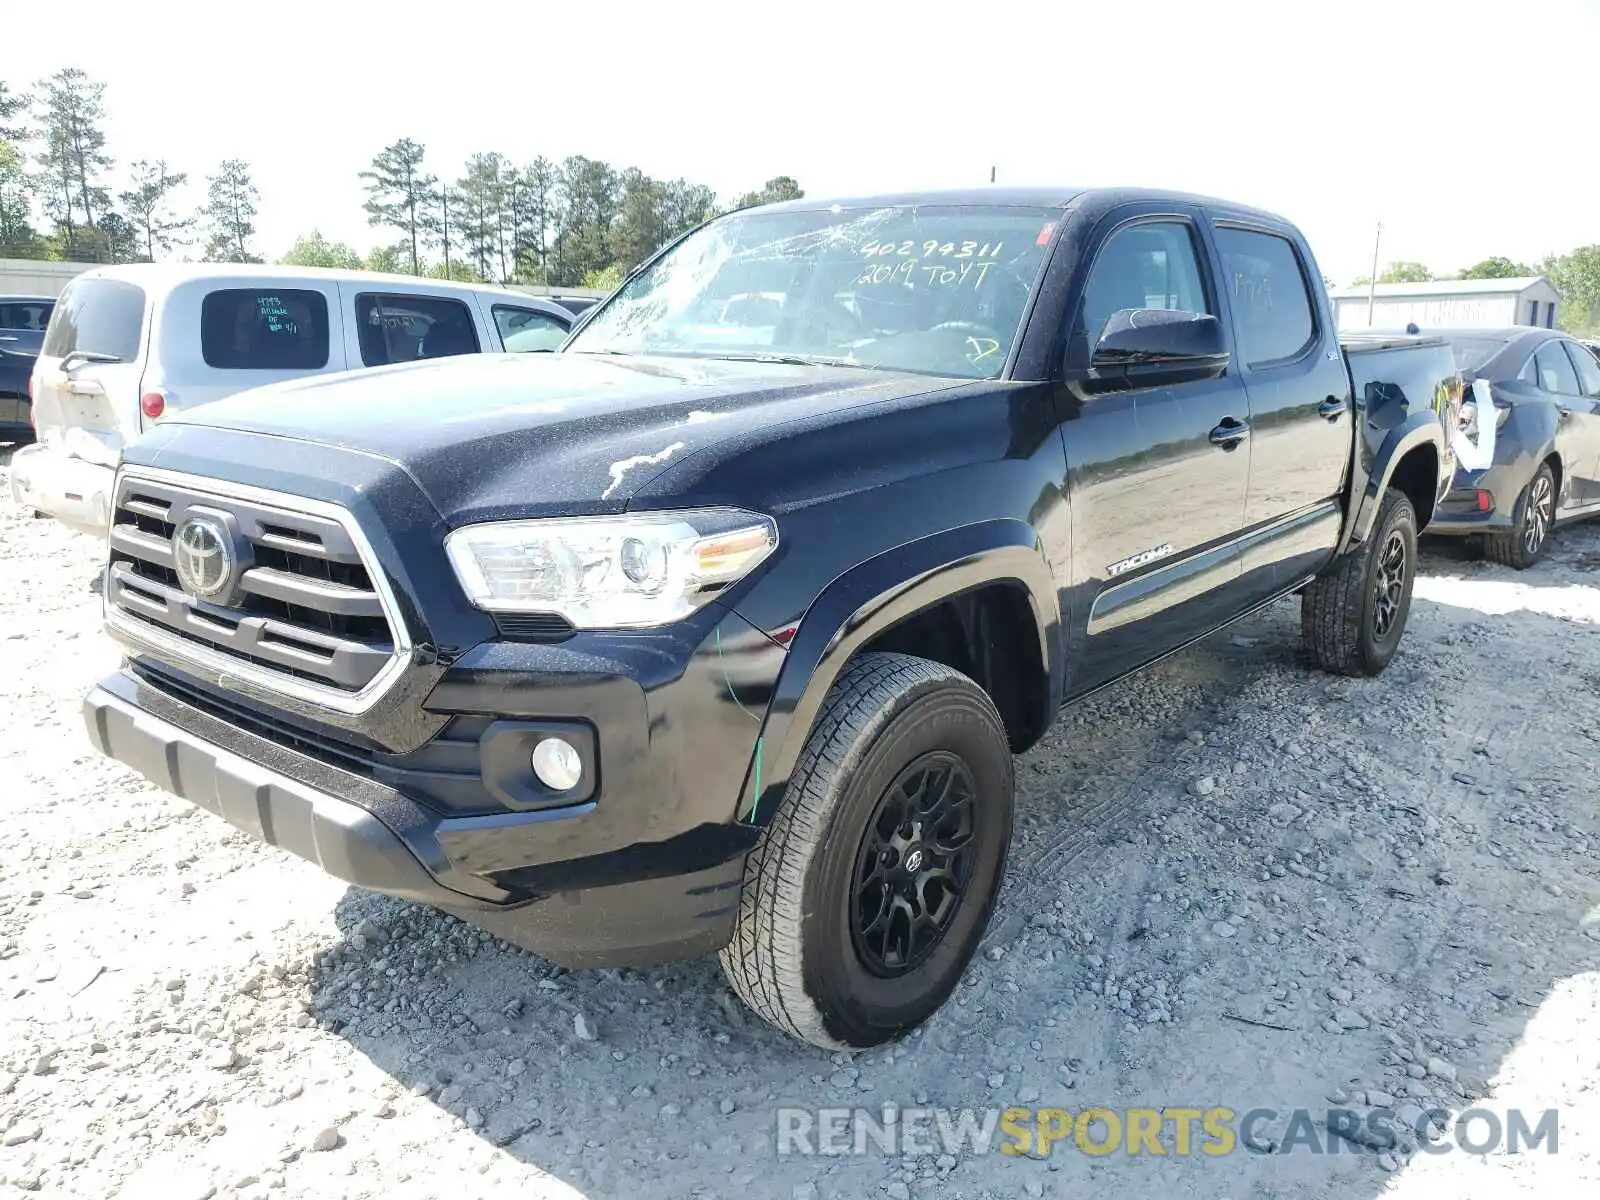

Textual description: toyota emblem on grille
[172,516,235,600]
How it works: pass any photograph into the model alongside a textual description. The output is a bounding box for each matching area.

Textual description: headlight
[444,507,778,628]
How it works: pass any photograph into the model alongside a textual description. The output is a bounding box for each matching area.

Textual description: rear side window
[1214,227,1317,366]
[356,293,480,366]
[200,289,330,370]
[41,279,147,362]
[1562,341,1600,397]
[493,305,569,353]
[1533,342,1580,396]
[0,300,53,330]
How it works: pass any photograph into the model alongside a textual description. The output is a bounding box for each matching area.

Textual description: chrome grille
[105,470,406,708]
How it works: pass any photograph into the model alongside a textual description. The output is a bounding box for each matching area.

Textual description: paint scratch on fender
[602,441,686,499]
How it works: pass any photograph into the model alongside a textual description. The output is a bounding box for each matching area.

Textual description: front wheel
[1301,487,1418,677]
[719,653,1014,1049]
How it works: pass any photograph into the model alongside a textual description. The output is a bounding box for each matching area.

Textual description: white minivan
[11,263,578,535]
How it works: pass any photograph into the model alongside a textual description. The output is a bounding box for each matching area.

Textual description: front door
[1059,214,1252,694]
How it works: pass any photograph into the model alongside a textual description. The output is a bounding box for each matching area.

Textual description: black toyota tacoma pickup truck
[83,188,1459,1050]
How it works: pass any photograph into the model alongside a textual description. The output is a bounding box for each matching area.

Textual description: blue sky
[4,0,1595,282]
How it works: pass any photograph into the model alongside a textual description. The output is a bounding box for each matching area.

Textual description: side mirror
[1088,308,1228,389]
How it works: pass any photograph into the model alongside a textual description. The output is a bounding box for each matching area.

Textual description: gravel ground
[3,444,1598,1199]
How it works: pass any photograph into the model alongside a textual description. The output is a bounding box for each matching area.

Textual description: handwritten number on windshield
[861,240,1004,261]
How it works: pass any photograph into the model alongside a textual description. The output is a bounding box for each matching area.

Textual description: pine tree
[200,159,260,263]
[119,160,191,261]
[360,138,432,275]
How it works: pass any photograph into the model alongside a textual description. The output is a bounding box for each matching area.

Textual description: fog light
[531,737,583,791]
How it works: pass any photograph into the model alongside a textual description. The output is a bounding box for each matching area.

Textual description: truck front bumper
[84,671,758,967]
[9,442,114,536]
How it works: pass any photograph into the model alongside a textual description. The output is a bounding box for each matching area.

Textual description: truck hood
[161,352,952,523]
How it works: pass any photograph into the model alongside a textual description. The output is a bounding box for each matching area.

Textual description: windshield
[567,204,1060,379]
[1448,336,1511,373]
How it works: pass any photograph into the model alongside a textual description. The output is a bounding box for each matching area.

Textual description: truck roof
[754,186,1293,226]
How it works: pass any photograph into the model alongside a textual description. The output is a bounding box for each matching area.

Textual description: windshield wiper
[704,352,865,368]
[60,350,122,370]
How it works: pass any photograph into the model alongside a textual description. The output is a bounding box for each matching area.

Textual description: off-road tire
[1483,462,1555,570]
[719,652,1014,1050]
[1302,487,1417,677]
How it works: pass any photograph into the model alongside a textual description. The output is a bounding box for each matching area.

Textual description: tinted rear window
[200,289,330,370]
[355,293,480,366]
[41,279,146,361]
[0,300,53,331]
[1448,337,1510,373]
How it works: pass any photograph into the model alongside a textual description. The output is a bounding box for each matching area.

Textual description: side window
[1077,221,1210,352]
[1563,341,1600,398]
[1518,354,1538,385]
[492,305,569,353]
[200,289,329,370]
[1213,227,1317,367]
[1533,342,1581,396]
[355,293,480,366]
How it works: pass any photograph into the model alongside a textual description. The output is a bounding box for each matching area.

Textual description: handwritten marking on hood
[602,441,687,499]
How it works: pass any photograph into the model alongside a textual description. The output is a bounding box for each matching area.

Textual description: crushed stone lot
[2,447,1598,1199]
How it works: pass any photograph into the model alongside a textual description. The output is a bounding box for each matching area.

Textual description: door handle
[1556,405,1573,418]
[1209,418,1250,449]
[1318,396,1348,421]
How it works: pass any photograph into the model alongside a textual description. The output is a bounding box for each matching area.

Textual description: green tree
[0,138,40,257]
[1378,261,1432,284]
[511,157,558,282]
[280,230,362,269]
[730,175,803,211]
[32,68,113,260]
[1544,247,1600,336]
[363,243,407,274]
[421,183,456,276]
[550,155,619,286]
[0,81,26,142]
[659,178,716,240]
[582,263,623,291]
[97,210,141,263]
[456,153,508,280]
[426,260,484,283]
[360,138,432,275]
[1458,256,1531,280]
[118,160,191,261]
[200,159,260,263]
[609,168,665,274]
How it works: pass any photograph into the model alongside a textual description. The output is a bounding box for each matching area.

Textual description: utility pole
[1365,219,1382,327]
[989,165,996,184]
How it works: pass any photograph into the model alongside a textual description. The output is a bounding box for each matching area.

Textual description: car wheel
[719,652,1014,1049]
[1301,487,1418,677]
[1484,463,1555,570]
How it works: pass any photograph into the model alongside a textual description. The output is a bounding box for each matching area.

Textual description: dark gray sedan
[1427,327,1600,567]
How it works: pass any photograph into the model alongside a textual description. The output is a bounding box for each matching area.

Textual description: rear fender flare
[734,520,1061,826]
[1339,416,1447,553]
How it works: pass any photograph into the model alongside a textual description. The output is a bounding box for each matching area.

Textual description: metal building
[1331,276,1561,332]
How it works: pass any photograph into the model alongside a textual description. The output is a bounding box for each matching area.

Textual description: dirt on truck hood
[159,351,950,522]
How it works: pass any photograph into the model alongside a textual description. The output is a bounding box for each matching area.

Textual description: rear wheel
[719,653,1014,1049]
[1301,487,1417,677]
[1484,463,1555,570]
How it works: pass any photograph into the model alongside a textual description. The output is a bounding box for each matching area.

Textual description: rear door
[1558,339,1600,506]
[340,284,488,368]
[148,279,345,417]
[1210,220,1351,594]
[31,276,149,467]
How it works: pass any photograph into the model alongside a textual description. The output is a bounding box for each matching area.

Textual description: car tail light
[1475,490,1493,512]
[140,391,165,420]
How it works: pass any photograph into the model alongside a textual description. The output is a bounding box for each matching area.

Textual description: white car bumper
[9,443,115,537]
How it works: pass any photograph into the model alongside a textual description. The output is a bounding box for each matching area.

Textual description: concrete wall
[0,259,94,297]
